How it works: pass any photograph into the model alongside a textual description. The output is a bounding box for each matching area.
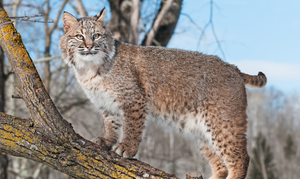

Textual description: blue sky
[167,0,300,94]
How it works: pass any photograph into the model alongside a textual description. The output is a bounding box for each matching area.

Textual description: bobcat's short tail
[241,72,267,88]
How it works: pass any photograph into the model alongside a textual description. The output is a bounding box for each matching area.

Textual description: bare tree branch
[0,15,53,26]
[144,0,173,46]
[49,0,68,34]
[181,13,208,52]
[129,0,139,45]
[44,0,68,93]
[198,0,225,60]
[33,54,61,63]
[74,0,87,17]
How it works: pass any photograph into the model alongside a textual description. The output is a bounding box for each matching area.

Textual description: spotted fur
[59,8,267,179]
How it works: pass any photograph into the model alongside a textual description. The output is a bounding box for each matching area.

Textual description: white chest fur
[73,66,123,116]
[82,86,122,116]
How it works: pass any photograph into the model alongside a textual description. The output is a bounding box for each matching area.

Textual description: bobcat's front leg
[113,100,146,158]
[92,111,122,150]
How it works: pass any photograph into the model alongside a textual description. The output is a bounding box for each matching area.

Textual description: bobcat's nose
[86,44,93,51]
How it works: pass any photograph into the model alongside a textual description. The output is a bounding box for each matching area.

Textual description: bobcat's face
[59,8,115,68]
[70,20,107,63]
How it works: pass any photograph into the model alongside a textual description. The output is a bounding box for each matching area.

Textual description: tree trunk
[107,0,132,42]
[0,3,181,178]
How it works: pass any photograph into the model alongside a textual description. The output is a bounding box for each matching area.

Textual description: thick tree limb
[0,3,180,178]
[0,113,178,179]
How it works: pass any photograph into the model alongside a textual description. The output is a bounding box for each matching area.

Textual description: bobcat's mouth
[80,51,98,56]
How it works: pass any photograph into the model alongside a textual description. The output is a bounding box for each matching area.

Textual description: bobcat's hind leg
[221,134,249,179]
[92,111,122,150]
[212,116,249,179]
[202,144,228,179]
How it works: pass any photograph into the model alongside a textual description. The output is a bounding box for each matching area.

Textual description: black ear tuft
[95,7,105,22]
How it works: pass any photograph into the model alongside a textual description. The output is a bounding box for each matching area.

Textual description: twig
[33,54,61,63]
[0,14,43,19]
[12,84,23,99]
[12,94,22,99]
[0,14,53,26]
[181,13,208,52]
[48,0,68,34]
[197,0,225,60]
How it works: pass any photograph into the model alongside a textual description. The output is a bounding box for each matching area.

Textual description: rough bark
[186,172,203,179]
[0,3,181,178]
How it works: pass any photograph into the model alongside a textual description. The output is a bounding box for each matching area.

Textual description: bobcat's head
[59,8,115,68]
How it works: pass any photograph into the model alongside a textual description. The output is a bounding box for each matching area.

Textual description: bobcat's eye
[76,34,84,40]
[93,33,100,39]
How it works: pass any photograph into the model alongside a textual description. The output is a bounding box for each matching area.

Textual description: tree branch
[144,0,173,46]
[49,0,68,34]
[0,112,179,179]
[33,54,61,63]
[74,0,87,17]
[129,0,139,45]
[197,0,225,60]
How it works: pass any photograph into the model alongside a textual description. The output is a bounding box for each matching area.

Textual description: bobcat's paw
[112,142,138,158]
[91,137,114,150]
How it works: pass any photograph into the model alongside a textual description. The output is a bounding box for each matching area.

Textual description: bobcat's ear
[95,8,105,22]
[62,12,77,33]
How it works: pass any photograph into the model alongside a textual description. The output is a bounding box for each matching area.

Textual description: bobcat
[59,8,267,179]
